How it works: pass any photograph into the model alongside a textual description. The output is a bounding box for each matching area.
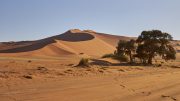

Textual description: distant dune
[0,29,179,57]
[0,29,132,57]
[0,29,180,101]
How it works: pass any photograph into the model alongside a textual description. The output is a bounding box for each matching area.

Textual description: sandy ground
[0,29,134,58]
[0,29,179,101]
[0,56,180,101]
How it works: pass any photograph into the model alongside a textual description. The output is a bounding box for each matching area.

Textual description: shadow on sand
[90,59,152,67]
[0,30,95,53]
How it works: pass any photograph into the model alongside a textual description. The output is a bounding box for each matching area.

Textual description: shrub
[102,53,128,62]
[78,58,89,67]
[102,53,114,58]
[23,75,32,79]
[112,54,128,62]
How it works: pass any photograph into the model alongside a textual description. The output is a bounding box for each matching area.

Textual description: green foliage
[134,44,149,64]
[112,54,128,62]
[105,30,176,65]
[116,39,136,63]
[161,45,176,61]
[102,53,128,62]
[112,30,176,65]
[78,58,89,67]
[136,30,176,64]
[102,53,114,58]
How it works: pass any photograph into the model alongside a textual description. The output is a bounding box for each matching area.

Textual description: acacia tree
[134,44,149,64]
[116,39,136,63]
[136,30,176,64]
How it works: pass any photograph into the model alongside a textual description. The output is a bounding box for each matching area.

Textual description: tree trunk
[148,56,153,64]
[143,59,147,64]
[129,53,133,63]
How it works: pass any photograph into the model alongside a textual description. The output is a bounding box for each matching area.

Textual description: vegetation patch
[104,30,177,65]
[118,69,125,72]
[37,66,48,71]
[102,53,128,62]
[171,65,180,68]
[23,75,32,79]
[100,66,109,70]
[102,54,115,58]
[77,58,90,67]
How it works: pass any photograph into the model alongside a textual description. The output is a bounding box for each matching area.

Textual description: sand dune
[1,29,179,58]
[95,32,134,47]
[0,29,131,57]
[0,29,180,101]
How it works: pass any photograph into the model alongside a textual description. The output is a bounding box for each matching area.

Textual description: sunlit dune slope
[0,29,132,57]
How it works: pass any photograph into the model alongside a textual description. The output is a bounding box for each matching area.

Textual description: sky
[0,0,180,42]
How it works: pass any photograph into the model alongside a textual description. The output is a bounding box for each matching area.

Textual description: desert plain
[0,29,180,101]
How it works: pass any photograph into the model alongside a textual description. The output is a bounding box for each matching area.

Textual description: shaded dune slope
[0,41,35,50]
[95,32,134,47]
[0,29,131,57]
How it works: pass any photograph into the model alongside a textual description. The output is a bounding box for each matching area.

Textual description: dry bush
[102,53,114,58]
[102,53,128,62]
[77,58,89,67]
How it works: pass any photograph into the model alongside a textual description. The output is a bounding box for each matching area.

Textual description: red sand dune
[0,29,178,57]
[0,29,132,57]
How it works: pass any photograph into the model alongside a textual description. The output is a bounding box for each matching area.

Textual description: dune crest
[0,29,133,57]
[56,30,95,42]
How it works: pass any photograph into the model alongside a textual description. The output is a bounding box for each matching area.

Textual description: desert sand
[0,29,180,101]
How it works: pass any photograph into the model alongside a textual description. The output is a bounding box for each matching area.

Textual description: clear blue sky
[0,0,180,42]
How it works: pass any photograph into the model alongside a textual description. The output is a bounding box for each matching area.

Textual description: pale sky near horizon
[0,0,180,42]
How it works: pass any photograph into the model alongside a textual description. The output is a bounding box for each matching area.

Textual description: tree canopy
[116,39,136,63]
[115,30,176,64]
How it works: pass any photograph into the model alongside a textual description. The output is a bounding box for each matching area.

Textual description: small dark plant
[112,54,128,62]
[23,75,32,79]
[77,58,89,67]
[102,53,128,62]
[102,53,114,58]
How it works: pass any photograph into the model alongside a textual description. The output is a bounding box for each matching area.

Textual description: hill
[0,29,133,57]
